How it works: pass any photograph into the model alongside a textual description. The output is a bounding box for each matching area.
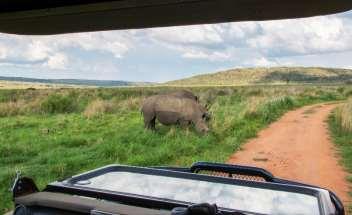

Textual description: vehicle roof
[0,0,351,35]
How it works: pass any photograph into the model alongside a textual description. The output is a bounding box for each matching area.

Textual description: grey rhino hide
[164,90,198,102]
[141,95,209,133]
[167,90,210,121]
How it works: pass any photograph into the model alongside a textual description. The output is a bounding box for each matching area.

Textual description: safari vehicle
[2,0,352,215]
[11,162,345,215]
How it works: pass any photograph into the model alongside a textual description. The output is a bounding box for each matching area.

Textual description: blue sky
[0,11,352,83]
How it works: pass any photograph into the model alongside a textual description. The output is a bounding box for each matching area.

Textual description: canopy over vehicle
[0,0,351,35]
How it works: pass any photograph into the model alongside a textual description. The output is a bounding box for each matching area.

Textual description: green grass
[329,104,352,213]
[0,85,349,213]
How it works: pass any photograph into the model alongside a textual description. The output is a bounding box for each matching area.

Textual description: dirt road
[228,103,350,204]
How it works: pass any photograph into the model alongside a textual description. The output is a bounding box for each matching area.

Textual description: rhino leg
[144,115,156,130]
[142,107,156,130]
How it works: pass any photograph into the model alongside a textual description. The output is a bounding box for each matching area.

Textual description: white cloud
[0,31,136,71]
[23,40,52,61]
[55,32,133,58]
[149,25,223,46]
[145,14,352,62]
[227,22,259,39]
[248,16,352,56]
[182,50,231,61]
[251,57,278,67]
[46,53,68,70]
[148,25,228,61]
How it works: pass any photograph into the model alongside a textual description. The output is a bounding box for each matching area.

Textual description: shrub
[40,94,78,114]
[337,87,345,94]
[345,90,352,97]
[318,91,339,101]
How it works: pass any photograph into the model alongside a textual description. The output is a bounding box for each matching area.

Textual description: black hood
[0,0,351,35]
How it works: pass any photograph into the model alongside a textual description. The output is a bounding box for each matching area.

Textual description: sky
[0,11,352,83]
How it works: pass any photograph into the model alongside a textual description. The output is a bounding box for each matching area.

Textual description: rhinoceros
[166,90,198,101]
[164,90,210,121]
[141,94,209,133]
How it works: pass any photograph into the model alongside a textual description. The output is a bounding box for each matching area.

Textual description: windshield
[75,171,321,214]
[1,8,352,215]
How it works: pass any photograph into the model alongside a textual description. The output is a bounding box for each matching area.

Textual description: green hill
[166,67,352,86]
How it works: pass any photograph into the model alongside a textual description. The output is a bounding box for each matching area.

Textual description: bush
[40,94,78,114]
[318,91,340,101]
[337,87,345,94]
[345,90,352,97]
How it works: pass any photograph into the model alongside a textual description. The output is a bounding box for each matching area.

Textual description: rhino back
[142,95,159,111]
[168,90,198,101]
[154,96,201,119]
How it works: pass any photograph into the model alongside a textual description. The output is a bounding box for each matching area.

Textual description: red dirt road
[228,103,350,204]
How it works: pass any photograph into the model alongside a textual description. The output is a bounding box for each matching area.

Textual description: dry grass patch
[83,99,115,118]
[116,97,143,112]
[334,99,352,133]
[244,96,267,118]
[0,100,26,117]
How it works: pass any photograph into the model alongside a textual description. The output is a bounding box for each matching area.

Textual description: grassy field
[0,85,351,213]
[329,99,352,212]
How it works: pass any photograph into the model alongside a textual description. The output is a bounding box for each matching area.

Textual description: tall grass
[83,99,115,118]
[334,100,352,133]
[0,85,347,118]
[41,94,80,114]
[329,100,352,213]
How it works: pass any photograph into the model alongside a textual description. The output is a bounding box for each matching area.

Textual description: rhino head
[194,118,210,134]
[194,103,211,134]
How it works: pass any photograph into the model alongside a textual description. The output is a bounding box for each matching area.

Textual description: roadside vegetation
[329,99,352,212]
[0,85,351,213]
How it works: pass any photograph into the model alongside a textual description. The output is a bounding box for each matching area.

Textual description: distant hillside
[167,67,352,86]
[0,76,152,87]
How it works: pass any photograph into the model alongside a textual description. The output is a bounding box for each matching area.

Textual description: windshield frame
[46,164,326,215]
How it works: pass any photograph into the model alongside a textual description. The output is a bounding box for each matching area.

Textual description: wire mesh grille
[197,170,266,182]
